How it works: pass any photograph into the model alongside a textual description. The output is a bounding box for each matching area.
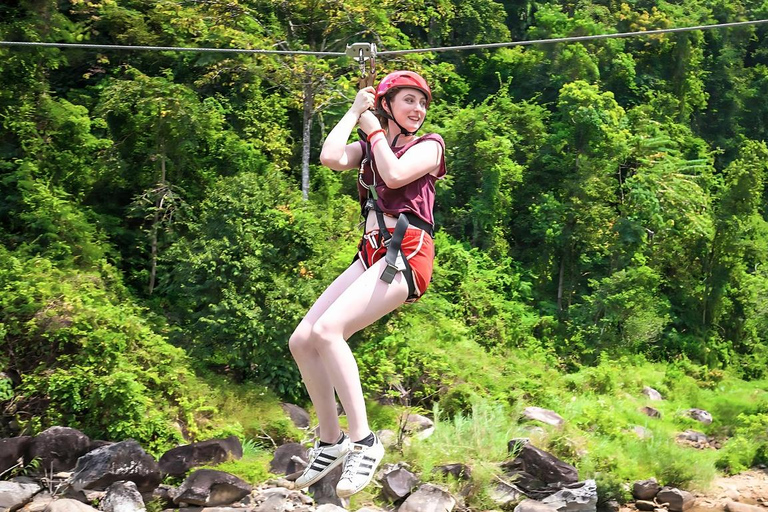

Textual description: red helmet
[375,71,432,111]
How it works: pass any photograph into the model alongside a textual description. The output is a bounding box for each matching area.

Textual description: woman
[289,70,446,498]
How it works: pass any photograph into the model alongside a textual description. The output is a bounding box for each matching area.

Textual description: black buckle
[380,263,398,284]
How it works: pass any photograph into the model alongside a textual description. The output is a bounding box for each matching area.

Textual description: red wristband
[367,129,385,142]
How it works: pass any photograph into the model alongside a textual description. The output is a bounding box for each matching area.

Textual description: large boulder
[0,436,32,474]
[44,499,99,512]
[504,439,579,485]
[398,484,456,512]
[27,427,93,473]
[280,403,311,429]
[70,440,161,492]
[173,469,251,507]
[269,442,306,476]
[158,436,243,477]
[685,409,713,425]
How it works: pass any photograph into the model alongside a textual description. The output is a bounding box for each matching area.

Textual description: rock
[315,505,348,511]
[642,387,663,401]
[432,463,472,481]
[27,427,94,473]
[308,464,344,507]
[403,414,435,439]
[488,480,526,508]
[0,480,42,512]
[0,436,33,474]
[633,478,661,500]
[174,469,251,507]
[635,500,656,511]
[685,409,713,425]
[101,481,146,512]
[540,479,598,512]
[159,436,243,477]
[675,430,711,449]
[280,403,311,429]
[640,407,661,419]
[43,499,98,512]
[269,442,306,475]
[398,484,456,512]
[504,439,579,484]
[631,426,653,439]
[601,499,620,512]
[70,440,161,492]
[515,499,560,512]
[656,487,694,512]
[523,407,565,427]
[21,491,55,512]
[381,465,420,502]
[725,501,765,512]
[377,429,398,448]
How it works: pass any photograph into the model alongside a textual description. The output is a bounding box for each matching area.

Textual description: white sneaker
[295,433,350,489]
[335,434,385,498]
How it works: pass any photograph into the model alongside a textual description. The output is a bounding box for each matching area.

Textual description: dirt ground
[691,467,768,509]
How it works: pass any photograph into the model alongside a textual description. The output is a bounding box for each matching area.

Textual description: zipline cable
[1,18,768,56]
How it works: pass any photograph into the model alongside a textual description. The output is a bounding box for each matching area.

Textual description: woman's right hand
[350,87,376,116]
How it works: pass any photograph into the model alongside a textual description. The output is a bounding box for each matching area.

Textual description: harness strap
[380,213,411,284]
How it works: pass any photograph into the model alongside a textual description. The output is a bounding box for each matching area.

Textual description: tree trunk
[148,143,167,295]
[301,80,314,201]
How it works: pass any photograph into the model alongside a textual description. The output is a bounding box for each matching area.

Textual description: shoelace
[341,449,366,479]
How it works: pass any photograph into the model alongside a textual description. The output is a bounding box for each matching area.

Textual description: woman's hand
[358,110,382,135]
[351,87,375,116]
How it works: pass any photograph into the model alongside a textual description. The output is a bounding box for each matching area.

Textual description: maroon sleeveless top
[357,133,446,226]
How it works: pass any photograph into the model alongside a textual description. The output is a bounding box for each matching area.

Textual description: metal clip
[346,42,376,89]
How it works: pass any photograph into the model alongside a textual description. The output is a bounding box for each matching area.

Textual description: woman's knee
[310,318,342,347]
[288,323,314,356]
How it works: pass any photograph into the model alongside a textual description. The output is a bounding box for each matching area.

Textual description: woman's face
[387,88,428,132]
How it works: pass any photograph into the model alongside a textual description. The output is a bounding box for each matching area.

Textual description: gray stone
[656,487,694,512]
[488,480,526,508]
[28,427,94,473]
[43,499,98,512]
[174,469,251,507]
[269,442,306,476]
[101,481,146,512]
[0,481,42,512]
[398,484,456,512]
[381,466,420,502]
[642,387,663,401]
[515,499,560,512]
[725,501,765,512]
[632,478,661,500]
[640,407,661,418]
[159,436,243,477]
[280,403,311,429]
[685,409,713,425]
[523,407,565,427]
[540,479,598,512]
[70,440,161,493]
[504,440,579,484]
[635,500,656,511]
[433,463,472,481]
[308,464,344,507]
[315,506,348,511]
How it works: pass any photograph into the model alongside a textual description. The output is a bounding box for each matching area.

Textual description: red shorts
[356,227,435,302]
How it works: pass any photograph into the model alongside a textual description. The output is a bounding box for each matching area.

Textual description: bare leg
[289,261,366,443]
[310,258,410,441]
